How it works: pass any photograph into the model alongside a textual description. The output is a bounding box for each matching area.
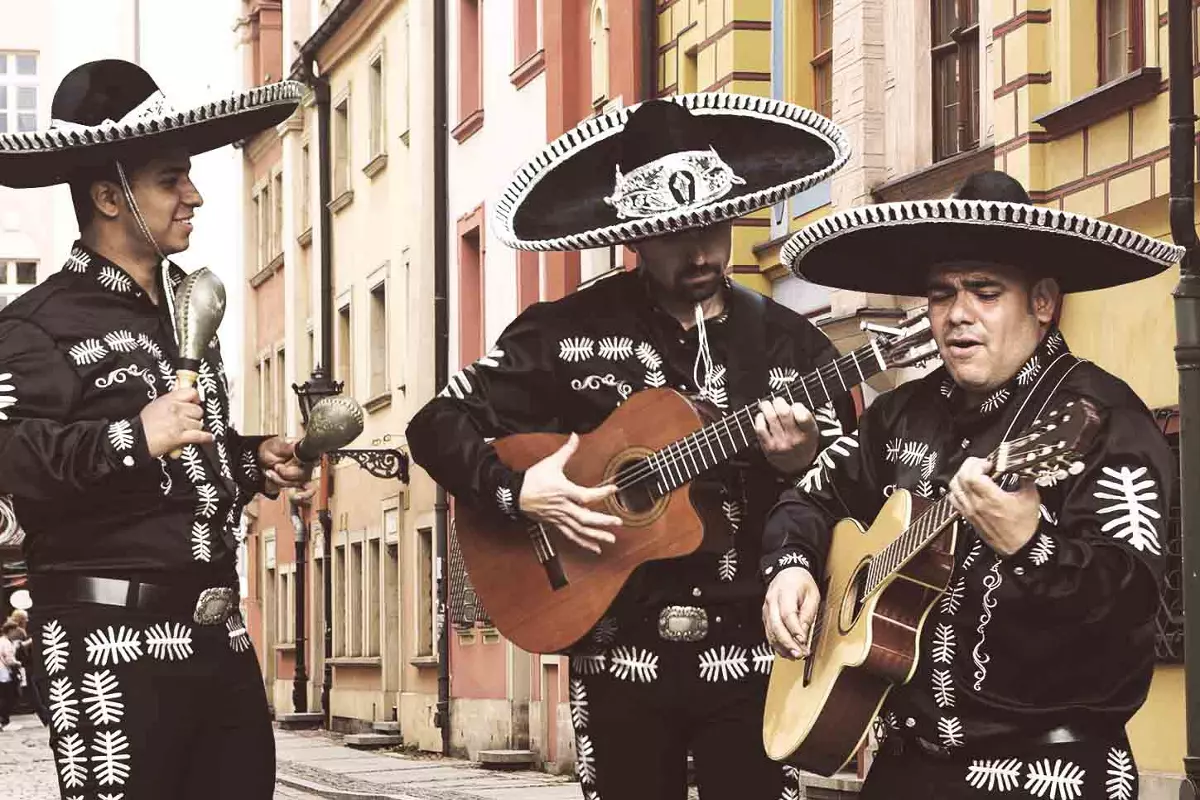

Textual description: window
[459,0,482,121]
[349,540,363,656]
[681,47,698,93]
[0,53,38,135]
[931,0,980,162]
[333,95,351,197]
[366,538,381,657]
[279,568,295,644]
[369,280,388,398]
[14,261,35,285]
[275,348,286,434]
[458,212,485,366]
[300,143,311,232]
[1099,0,1142,84]
[255,363,264,430]
[250,194,261,272]
[273,172,283,257]
[400,12,411,139]
[369,52,386,158]
[416,527,434,657]
[590,1,610,106]
[332,542,345,657]
[337,303,352,390]
[257,182,271,269]
[307,329,315,378]
[261,357,274,432]
[813,0,833,120]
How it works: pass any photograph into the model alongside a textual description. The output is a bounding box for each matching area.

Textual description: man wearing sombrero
[762,171,1179,797]
[0,60,307,798]
[407,95,857,797]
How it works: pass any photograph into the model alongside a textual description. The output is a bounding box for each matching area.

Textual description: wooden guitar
[453,312,937,654]
[761,398,1103,775]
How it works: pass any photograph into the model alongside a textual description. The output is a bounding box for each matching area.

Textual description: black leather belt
[893,723,1108,761]
[30,575,239,626]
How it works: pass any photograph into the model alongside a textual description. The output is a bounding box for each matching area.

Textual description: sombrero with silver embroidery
[492,93,851,251]
[0,59,304,188]
[782,171,1185,295]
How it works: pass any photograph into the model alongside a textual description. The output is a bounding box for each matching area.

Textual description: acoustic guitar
[761,398,1103,775]
[453,312,938,654]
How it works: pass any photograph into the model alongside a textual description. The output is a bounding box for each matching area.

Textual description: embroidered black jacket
[762,331,1172,747]
[0,243,269,583]
[406,270,857,616]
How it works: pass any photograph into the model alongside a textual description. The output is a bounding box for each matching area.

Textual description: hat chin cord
[693,303,719,404]
[116,160,179,342]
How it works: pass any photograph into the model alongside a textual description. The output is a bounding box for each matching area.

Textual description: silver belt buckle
[657,605,708,642]
[193,587,237,626]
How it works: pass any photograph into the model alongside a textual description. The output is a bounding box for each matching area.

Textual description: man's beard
[673,266,724,302]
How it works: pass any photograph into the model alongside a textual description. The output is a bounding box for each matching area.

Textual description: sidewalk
[275,728,584,800]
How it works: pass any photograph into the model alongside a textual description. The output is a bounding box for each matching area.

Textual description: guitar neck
[646,342,888,495]
[863,495,960,597]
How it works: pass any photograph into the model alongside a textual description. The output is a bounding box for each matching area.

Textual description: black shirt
[0,243,268,584]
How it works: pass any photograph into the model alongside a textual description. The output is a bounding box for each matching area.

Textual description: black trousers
[30,602,274,800]
[0,677,17,725]
[569,602,798,800]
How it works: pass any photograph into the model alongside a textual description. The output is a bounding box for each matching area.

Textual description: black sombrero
[0,59,304,189]
[492,93,851,251]
[781,171,1185,295]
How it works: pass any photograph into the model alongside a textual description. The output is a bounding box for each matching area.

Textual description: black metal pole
[1168,1,1200,794]
[433,0,452,758]
[318,506,333,728]
[289,495,309,714]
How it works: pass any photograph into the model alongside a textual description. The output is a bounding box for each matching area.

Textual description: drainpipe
[289,492,310,714]
[641,0,656,100]
[433,0,452,758]
[1168,1,1200,795]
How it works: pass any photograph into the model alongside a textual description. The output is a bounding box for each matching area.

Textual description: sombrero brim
[0,81,305,188]
[782,199,1186,295]
[493,93,851,251]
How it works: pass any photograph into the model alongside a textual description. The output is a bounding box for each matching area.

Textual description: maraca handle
[168,370,201,460]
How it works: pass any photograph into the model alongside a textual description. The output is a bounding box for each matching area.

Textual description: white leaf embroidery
[932,669,955,708]
[83,626,142,667]
[961,540,984,569]
[48,677,80,732]
[107,420,134,452]
[0,372,16,421]
[900,440,929,466]
[698,380,728,409]
[597,336,634,360]
[937,716,965,748]
[1094,465,1162,555]
[1040,504,1060,525]
[569,678,588,729]
[921,450,939,480]
[635,342,662,369]
[697,645,749,682]
[103,330,137,353]
[966,758,1023,792]
[42,619,69,675]
[576,733,597,784]
[137,333,163,358]
[191,522,212,562]
[751,642,774,675]
[97,266,132,293]
[570,654,607,675]
[216,440,233,482]
[1017,355,1042,386]
[814,402,843,437]
[65,247,91,273]
[91,729,132,786]
[1044,331,1064,354]
[198,361,219,399]
[145,622,194,661]
[768,367,799,393]
[722,500,743,532]
[57,732,88,788]
[915,480,936,499]
[227,613,251,653]
[940,577,966,615]
[157,360,177,392]
[799,461,826,493]
[70,338,107,366]
[476,348,505,368]
[609,646,659,683]
[817,434,860,471]
[438,368,473,399]
[932,623,956,664]
[980,388,1011,414]
[1105,748,1135,800]
[777,552,810,569]
[558,337,594,363]
[718,548,738,582]
[781,789,800,800]
[1030,533,1056,566]
[644,368,666,388]
[80,669,124,726]
[206,395,226,437]
[181,446,206,484]
[195,484,219,518]
[495,486,516,518]
[1025,758,1085,800]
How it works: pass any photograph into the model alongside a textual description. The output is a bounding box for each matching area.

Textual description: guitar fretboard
[635,341,888,498]
[863,495,959,597]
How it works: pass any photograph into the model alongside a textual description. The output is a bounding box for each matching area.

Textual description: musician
[762,171,1178,798]
[406,96,857,799]
[0,60,307,799]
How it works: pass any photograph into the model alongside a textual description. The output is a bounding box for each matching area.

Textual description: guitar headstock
[863,309,939,369]
[994,398,1104,486]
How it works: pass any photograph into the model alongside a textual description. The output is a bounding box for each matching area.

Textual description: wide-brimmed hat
[0,59,304,188]
[492,93,851,251]
[781,171,1185,294]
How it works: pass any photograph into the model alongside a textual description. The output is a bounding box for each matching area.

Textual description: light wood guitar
[762,398,1103,775]
[453,313,937,654]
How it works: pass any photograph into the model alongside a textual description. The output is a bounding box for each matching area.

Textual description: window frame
[930,0,981,163]
[811,0,834,121]
[1098,0,1144,86]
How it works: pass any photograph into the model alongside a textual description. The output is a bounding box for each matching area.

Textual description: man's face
[926,264,1059,398]
[631,221,733,304]
[123,150,203,255]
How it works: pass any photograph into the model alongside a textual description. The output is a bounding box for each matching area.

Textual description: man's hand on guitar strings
[754,397,820,476]
[763,566,821,660]
[946,456,1040,556]
[518,432,622,555]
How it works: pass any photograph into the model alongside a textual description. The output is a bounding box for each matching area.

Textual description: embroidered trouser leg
[860,735,1140,800]
[31,603,274,800]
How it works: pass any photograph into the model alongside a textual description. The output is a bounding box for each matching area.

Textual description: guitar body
[454,388,721,654]
[762,489,958,775]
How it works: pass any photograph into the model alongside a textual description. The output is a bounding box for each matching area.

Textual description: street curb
[276,772,420,800]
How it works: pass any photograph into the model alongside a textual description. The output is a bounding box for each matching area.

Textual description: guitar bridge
[529,523,569,590]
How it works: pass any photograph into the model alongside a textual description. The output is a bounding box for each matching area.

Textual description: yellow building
[658,0,1188,792]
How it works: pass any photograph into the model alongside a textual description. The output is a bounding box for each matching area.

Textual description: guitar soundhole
[839,563,870,634]
[613,458,655,514]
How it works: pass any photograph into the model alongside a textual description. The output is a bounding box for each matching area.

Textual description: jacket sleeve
[405,303,561,520]
[994,402,1170,623]
[0,318,154,500]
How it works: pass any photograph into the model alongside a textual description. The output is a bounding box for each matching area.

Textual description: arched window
[589,0,610,106]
